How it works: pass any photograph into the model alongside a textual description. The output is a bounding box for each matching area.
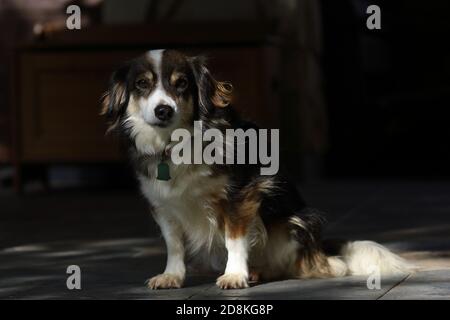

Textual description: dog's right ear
[189,56,233,116]
[100,63,131,132]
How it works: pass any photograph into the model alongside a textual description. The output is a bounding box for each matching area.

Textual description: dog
[101,49,413,289]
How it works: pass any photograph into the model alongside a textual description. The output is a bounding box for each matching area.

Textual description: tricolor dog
[101,49,412,289]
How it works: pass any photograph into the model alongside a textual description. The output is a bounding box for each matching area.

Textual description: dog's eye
[136,78,150,90]
[175,77,188,91]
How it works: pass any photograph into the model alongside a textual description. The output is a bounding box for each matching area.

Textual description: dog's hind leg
[290,213,347,279]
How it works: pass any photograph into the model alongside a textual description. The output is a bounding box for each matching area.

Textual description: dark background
[322,0,450,178]
[1,0,449,189]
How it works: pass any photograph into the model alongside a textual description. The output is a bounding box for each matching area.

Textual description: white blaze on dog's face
[139,50,177,126]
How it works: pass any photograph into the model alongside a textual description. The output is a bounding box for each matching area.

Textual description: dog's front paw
[147,273,183,289]
[216,273,249,289]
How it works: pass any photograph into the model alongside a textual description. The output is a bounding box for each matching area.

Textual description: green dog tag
[157,162,171,181]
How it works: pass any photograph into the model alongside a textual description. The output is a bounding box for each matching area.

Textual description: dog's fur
[101,49,413,289]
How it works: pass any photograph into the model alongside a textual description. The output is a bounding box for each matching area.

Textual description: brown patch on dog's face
[134,72,156,96]
[158,50,196,127]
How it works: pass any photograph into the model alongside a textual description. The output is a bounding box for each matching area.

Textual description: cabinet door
[18,51,142,162]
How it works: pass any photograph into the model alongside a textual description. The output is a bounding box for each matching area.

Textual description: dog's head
[101,49,233,136]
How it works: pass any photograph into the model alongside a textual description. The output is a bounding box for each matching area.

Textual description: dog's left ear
[189,56,233,115]
[100,63,131,132]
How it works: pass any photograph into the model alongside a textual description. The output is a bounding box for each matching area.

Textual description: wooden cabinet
[18,51,137,162]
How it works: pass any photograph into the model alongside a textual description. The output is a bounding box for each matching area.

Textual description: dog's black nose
[154,105,174,121]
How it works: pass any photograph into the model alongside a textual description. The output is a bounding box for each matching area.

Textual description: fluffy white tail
[328,240,416,277]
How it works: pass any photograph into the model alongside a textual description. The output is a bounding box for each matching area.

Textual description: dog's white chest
[138,163,228,252]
